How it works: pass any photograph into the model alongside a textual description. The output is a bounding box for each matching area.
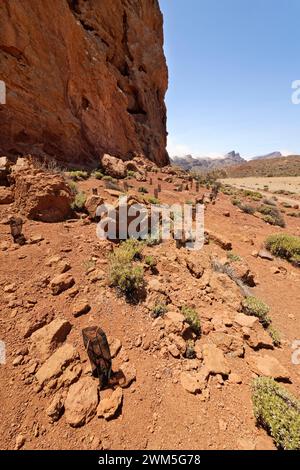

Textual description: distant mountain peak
[171,151,245,172]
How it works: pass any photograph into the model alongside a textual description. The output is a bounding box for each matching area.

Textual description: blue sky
[159,0,300,159]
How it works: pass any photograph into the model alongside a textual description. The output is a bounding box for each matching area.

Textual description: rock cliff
[0,0,168,166]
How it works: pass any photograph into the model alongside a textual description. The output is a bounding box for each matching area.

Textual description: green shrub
[181,306,201,335]
[102,175,114,182]
[147,196,160,205]
[240,203,256,215]
[243,189,263,200]
[267,325,281,347]
[127,170,136,178]
[108,242,144,297]
[71,192,86,211]
[151,303,168,318]
[138,186,148,194]
[227,251,241,262]
[69,170,89,181]
[242,296,271,327]
[231,198,241,206]
[145,255,157,268]
[258,205,285,227]
[91,170,104,180]
[291,253,300,267]
[120,238,144,261]
[252,377,300,450]
[185,340,196,359]
[68,180,78,195]
[265,233,300,261]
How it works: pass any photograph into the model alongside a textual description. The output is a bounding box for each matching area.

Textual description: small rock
[12,355,23,366]
[97,387,123,420]
[46,394,65,423]
[30,318,72,361]
[108,337,122,358]
[15,434,26,450]
[65,377,99,427]
[119,362,136,388]
[180,372,201,394]
[168,343,180,358]
[50,273,75,295]
[258,249,274,261]
[202,343,231,377]
[228,373,242,384]
[246,354,290,381]
[72,299,91,317]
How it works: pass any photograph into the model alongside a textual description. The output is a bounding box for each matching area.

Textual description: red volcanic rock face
[0,0,168,167]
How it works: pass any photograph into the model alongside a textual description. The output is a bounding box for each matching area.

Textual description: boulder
[246,354,290,381]
[30,318,72,361]
[85,195,104,219]
[97,387,123,420]
[101,154,126,179]
[13,167,74,222]
[35,343,79,387]
[0,187,14,204]
[202,343,231,377]
[50,273,75,295]
[65,377,99,427]
[20,310,55,339]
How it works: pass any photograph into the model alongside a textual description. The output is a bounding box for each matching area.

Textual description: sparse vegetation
[185,340,196,359]
[265,233,300,263]
[102,175,114,182]
[151,303,168,319]
[231,197,241,206]
[108,240,144,298]
[252,377,300,450]
[71,191,86,211]
[147,196,160,205]
[144,255,157,268]
[181,306,201,335]
[227,251,241,262]
[127,170,136,178]
[68,170,89,181]
[267,325,281,347]
[138,186,149,194]
[242,296,271,327]
[91,170,104,179]
[258,205,285,227]
[239,203,256,215]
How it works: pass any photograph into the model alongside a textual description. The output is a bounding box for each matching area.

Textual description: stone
[234,312,258,329]
[242,326,274,350]
[101,154,126,179]
[169,334,186,355]
[50,273,75,295]
[202,343,231,377]
[108,337,122,358]
[65,377,99,427]
[21,310,55,339]
[85,195,104,219]
[97,387,123,420]
[72,299,91,317]
[180,372,201,394]
[0,187,14,204]
[46,394,65,423]
[29,234,44,244]
[13,166,73,222]
[168,343,180,358]
[30,318,72,361]
[258,249,274,261]
[119,362,136,388]
[12,355,23,366]
[205,230,232,251]
[35,343,79,387]
[246,354,290,381]
[228,373,242,384]
[15,434,26,450]
[0,2,168,167]
[209,332,244,358]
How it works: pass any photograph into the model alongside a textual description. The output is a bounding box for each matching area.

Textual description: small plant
[151,303,168,319]
[68,170,89,181]
[231,198,241,206]
[252,377,300,450]
[291,253,300,267]
[83,258,96,273]
[242,296,271,327]
[127,170,136,178]
[227,251,241,262]
[258,205,285,227]
[91,170,104,180]
[147,196,160,205]
[262,198,277,206]
[68,180,78,195]
[120,238,144,260]
[265,233,300,262]
[185,340,196,359]
[138,186,148,194]
[267,325,281,347]
[181,306,201,335]
[102,175,114,182]
[71,192,86,211]
[243,189,263,200]
[108,242,144,298]
[144,255,157,268]
[185,200,194,205]
[239,203,256,215]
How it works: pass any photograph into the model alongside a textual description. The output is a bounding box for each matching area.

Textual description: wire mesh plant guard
[82,326,112,389]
